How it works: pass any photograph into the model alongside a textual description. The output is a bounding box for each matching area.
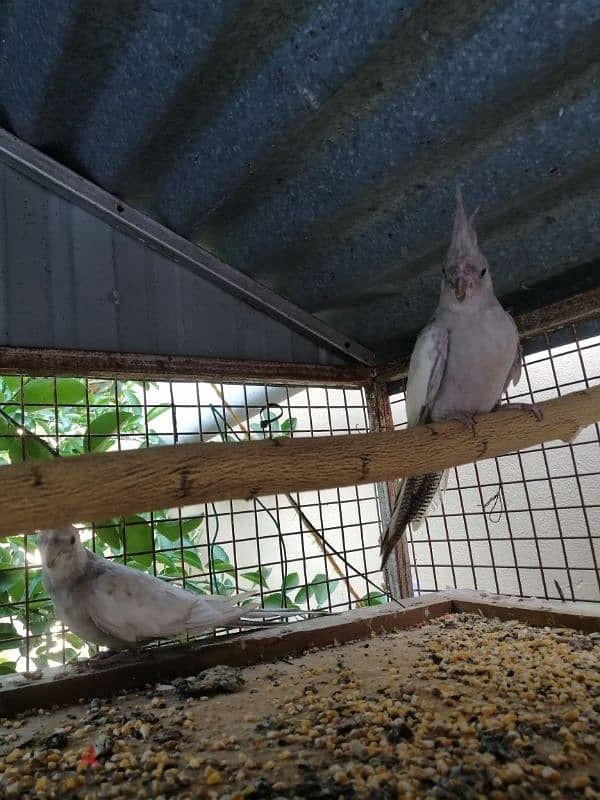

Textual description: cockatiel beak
[454,274,468,302]
[447,263,473,302]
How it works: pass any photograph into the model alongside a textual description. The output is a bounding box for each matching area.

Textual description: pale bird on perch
[38,526,311,657]
[381,188,541,570]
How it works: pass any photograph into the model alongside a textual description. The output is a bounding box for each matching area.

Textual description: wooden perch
[0,386,598,538]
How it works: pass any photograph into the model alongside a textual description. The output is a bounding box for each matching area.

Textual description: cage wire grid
[0,379,387,674]
[389,319,600,604]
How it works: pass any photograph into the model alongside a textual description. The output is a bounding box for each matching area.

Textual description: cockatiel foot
[447,412,477,433]
[70,648,136,672]
[495,401,543,421]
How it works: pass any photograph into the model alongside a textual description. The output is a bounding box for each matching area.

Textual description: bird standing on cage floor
[380,188,542,571]
[38,526,318,669]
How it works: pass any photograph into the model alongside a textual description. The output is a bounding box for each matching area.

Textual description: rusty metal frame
[0,345,373,387]
[1,590,597,714]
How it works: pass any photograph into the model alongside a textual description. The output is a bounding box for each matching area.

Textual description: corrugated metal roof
[1,0,598,362]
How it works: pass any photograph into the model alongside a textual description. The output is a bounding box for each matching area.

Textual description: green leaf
[154,552,177,570]
[185,581,208,596]
[181,549,204,570]
[56,379,86,405]
[8,539,26,561]
[66,633,85,649]
[210,545,231,563]
[27,608,54,635]
[262,593,299,610]
[0,412,56,463]
[94,522,121,550]
[309,573,332,606]
[0,377,20,399]
[155,516,204,541]
[85,411,136,452]
[147,405,170,422]
[27,571,45,598]
[17,377,55,406]
[12,435,55,463]
[123,559,152,572]
[284,572,300,590]
[356,592,387,608]
[123,517,153,566]
[14,377,86,407]
[0,569,25,599]
[294,586,309,605]
[280,417,297,433]
[242,566,272,588]
[0,622,18,649]
[214,577,235,595]
[0,660,16,675]
[211,559,235,576]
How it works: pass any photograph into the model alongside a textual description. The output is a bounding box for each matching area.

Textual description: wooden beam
[0,346,372,388]
[0,386,598,537]
[381,285,600,382]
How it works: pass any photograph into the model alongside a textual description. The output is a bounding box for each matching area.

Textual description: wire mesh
[0,380,386,674]
[389,320,600,604]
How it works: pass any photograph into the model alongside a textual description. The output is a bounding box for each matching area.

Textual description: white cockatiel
[381,189,540,569]
[38,526,310,652]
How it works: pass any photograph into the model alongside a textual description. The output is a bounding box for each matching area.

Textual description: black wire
[209,404,390,605]
[0,407,59,458]
[209,405,290,602]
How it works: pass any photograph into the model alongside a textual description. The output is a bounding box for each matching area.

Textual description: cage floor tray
[0,592,598,799]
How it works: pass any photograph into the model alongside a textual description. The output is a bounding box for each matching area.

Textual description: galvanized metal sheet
[0,161,349,365]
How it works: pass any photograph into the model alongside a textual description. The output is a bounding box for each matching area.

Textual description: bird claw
[70,649,130,672]
[495,402,543,422]
[448,412,476,433]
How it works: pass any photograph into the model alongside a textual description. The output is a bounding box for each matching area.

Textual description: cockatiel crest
[446,187,488,274]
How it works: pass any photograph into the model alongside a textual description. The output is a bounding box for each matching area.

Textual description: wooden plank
[0,596,451,714]
[381,285,600,382]
[1,591,597,713]
[0,346,371,387]
[0,385,598,537]
[448,590,600,634]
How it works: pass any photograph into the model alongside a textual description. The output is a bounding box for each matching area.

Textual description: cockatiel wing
[381,322,448,569]
[87,562,250,644]
[502,338,523,395]
[405,320,449,427]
